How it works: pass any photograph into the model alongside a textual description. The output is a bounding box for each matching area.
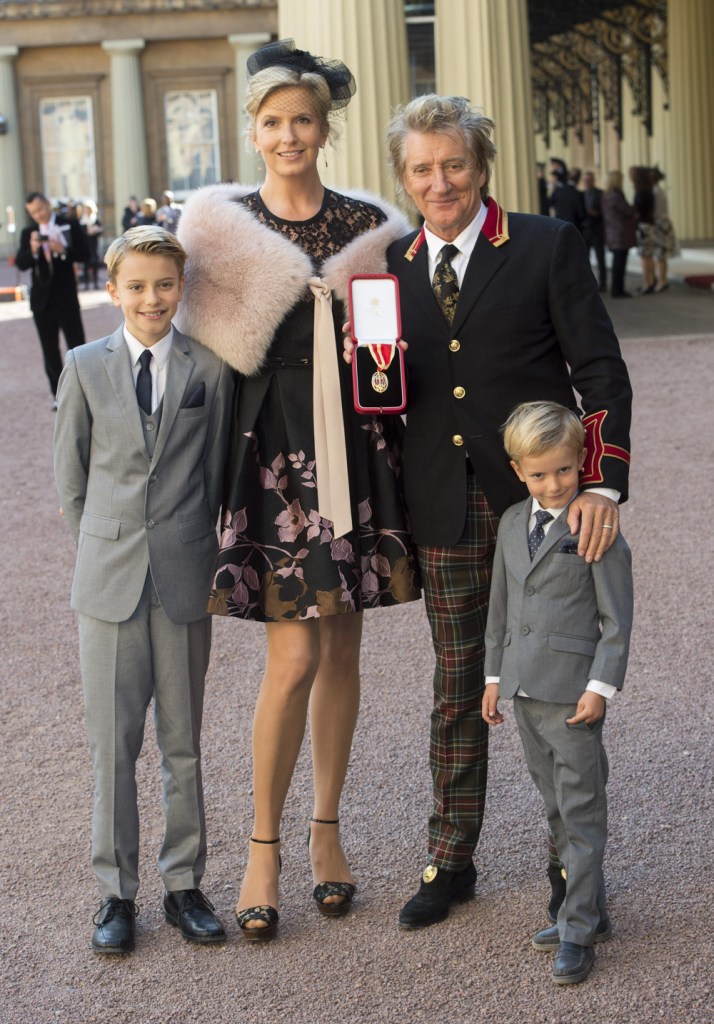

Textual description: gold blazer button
[453,386,466,399]
[449,339,461,352]
[452,434,464,446]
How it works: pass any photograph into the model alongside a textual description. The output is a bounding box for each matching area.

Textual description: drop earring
[321,146,328,169]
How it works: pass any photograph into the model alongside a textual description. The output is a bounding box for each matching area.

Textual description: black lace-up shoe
[164,889,226,943]
[398,861,477,929]
[91,897,137,954]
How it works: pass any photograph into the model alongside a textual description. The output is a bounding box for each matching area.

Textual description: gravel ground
[1,288,712,1024]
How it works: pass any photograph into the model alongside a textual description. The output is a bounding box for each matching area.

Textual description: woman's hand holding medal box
[348,274,407,414]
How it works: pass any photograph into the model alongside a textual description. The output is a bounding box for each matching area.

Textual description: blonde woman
[178,40,420,940]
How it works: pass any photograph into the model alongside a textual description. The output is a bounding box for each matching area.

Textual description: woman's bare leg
[237,620,320,925]
[308,613,363,898]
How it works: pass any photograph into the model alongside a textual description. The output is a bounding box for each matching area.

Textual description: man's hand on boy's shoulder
[566,690,606,726]
[567,491,619,563]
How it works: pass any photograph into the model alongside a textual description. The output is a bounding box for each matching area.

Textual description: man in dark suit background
[346,95,632,931]
[15,191,89,408]
[582,170,608,291]
[549,166,586,233]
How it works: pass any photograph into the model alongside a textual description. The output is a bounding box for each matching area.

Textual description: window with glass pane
[406,20,436,96]
[40,96,97,201]
[165,90,220,195]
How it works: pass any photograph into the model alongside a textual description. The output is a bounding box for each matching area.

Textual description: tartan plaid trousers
[417,474,499,871]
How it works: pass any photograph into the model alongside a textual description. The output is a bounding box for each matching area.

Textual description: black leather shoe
[164,889,226,944]
[532,918,612,950]
[91,897,137,954]
[552,942,594,985]
[398,861,476,930]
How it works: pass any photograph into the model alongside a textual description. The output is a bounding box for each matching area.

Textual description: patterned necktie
[528,509,553,560]
[432,243,460,324]
[136,349,153,414]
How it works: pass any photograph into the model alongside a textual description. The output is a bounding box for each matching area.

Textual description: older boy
[54,226,233,953]
[482,401,633,985]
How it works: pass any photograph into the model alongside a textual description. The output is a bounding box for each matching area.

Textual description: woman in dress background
[650,167,679,293]
[601,170,638,298]
[177,40,420,940]
[629,164,656,294]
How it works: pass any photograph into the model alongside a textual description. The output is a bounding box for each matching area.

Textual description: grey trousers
[79,573,211,900]
[513,695,609,946]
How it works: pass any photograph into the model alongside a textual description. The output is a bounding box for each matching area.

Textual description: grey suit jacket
[484,497,633,703]
[54,325,234,624]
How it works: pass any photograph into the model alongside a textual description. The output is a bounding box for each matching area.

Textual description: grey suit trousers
[79,573,211,899]
[513,696,609,946]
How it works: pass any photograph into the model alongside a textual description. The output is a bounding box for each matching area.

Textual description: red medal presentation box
[349,274,407,414]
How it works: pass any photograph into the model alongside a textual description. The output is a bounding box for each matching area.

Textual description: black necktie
[432,243,460,324]
[136,350,153,414]
[528,509,553,560]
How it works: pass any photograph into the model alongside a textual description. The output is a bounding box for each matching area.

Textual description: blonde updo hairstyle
[245,67,335,153]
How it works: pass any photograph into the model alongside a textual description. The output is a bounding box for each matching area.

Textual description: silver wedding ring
[602,524,613,529]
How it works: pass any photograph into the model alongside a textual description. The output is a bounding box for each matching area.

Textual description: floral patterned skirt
[208,365,421,622]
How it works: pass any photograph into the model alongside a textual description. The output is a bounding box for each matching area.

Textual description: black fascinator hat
[246,38,356,112]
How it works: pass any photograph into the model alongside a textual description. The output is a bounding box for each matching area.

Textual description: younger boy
[54,226,233,953]
[482,401,633,985]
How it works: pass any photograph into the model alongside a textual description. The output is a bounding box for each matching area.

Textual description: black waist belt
[263,357,312,368]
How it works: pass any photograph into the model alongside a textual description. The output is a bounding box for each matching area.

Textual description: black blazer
[387,209,632,545]
[15,216,89,315]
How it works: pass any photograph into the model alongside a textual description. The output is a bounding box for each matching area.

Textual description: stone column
[619,77,650,182]
[667,0,714,239]
[277,0,409,202]
[102,39,149,235]
[435,0,537,213]
[228,32,271,186]
[0,46,25,258]
[648,65,670,181]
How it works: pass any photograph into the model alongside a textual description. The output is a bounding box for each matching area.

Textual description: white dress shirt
[124,326,174,414]
[424,201,487,287]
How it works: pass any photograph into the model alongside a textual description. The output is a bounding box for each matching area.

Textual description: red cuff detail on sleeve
[581,410,631,485]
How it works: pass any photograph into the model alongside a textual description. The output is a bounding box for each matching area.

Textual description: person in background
[136,197,158,226]
[601,171,637,299]
[650,167,679,293]
[550,167,586,233]
[78,199,104,290]
[581,170,607,292]
[629,165,656,294]
[122,195,140,232]
[15,191,89,408]
[157,190,182,234]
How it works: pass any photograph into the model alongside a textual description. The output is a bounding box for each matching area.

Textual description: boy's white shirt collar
[123,325,174,369]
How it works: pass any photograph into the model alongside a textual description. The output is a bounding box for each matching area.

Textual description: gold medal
[371,370,388,393]
[368,343,395,394]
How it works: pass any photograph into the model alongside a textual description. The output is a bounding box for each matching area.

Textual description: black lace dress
[208,189,421,622]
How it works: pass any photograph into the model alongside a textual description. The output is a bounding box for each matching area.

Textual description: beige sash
[308,276,352,539]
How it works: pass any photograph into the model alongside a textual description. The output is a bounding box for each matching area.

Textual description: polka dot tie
[528,509,553,560]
